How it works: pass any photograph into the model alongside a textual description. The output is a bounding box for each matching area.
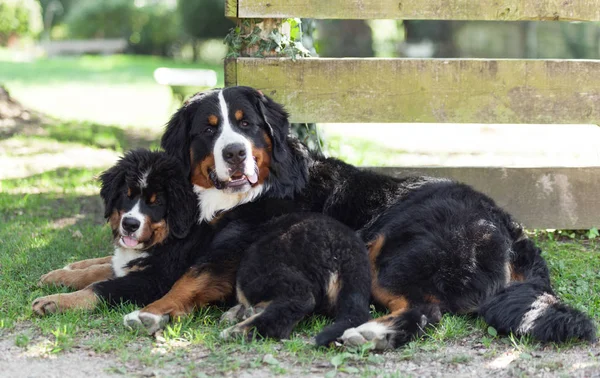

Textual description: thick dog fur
[133,86,596,347]
[33,150,204,315]
[124,89,370,341]
[220,213,371,346]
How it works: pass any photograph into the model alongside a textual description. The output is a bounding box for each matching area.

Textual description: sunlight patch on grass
[0,54,224,128]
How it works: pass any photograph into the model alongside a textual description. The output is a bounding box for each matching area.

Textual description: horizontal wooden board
[236,0,600,21]
[369,167,600,229]
[226,58,600,124]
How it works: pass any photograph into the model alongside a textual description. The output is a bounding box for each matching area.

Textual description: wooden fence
[224,0,600,229]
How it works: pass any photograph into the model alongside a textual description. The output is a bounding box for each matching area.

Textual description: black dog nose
[222,143,247,165]
[122,217,140,233]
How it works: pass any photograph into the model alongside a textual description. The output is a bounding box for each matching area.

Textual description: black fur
[151,86,596,347]
[296,155,596,346]
[93,150,210,306]
[228,213,371,346]
[161,87,308,204]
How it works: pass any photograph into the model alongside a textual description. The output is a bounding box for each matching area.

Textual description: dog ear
[252,90,309,198]
[161,105,192,177]
[162,90,216,177]
[166,168,198,239]
[99,161,126,219]
[255,92,290,163]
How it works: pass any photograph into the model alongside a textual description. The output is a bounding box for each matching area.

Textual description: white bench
[153,67,218,103]
[41,39,127,57]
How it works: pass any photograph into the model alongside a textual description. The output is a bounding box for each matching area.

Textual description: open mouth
[208,167,259,190]
[120,235,141,248]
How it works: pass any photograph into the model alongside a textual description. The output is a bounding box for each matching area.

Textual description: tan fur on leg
[65,256,112,270]
[39,264,114,290]
[32,287,99,316]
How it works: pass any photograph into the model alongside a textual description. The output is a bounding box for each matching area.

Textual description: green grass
[1,130,598,373]
[0,53,598,375]
[0,54,224,128]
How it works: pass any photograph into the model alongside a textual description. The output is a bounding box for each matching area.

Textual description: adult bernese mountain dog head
[161,86,308,222]
[99,149,197,250]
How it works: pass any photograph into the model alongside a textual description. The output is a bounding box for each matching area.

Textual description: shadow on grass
[1,117,160,151]
[0,191,113,321]
[45,121,160,151]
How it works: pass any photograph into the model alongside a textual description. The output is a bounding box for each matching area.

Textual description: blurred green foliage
[0,0,43,45]
[178,0,233,41]
[64,0,179,56]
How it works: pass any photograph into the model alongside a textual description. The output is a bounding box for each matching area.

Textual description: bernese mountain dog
[218,212,371,346]
[127,86,596,347]
[32,149,203,315]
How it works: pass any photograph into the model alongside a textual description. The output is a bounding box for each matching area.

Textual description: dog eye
[240,120,250,128]
[204,127,215,135]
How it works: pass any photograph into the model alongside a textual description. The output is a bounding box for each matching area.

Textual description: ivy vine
[224,18,311,60]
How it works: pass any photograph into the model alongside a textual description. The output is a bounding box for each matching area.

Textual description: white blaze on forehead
[213,90,255,180]
[139,169,151,189]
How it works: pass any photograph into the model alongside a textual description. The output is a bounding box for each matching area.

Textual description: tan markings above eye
[235,110,243,121]
[149,193,157,204]
[208,115,218,126]
[127,188,132,197]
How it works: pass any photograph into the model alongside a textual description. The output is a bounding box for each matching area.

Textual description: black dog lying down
[35,149,371,345]
[33,150,203,314]
[218,212,370,346]
[130,86,595,348]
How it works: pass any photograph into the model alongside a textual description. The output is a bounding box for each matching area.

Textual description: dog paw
[124,310,169,335]
[340,322,395,350]
[220,323,251,340]
[220,304,246,325]
[38,269,69,287]
[32,295,60,316]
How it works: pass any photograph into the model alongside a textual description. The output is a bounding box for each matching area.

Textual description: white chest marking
[194,183,266,223]
[112,246,149,277]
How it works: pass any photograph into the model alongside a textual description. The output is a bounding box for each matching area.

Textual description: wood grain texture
[225,0,238,18]
[228,58,600,124]
[371,167,600,229]
[237,0,600,21]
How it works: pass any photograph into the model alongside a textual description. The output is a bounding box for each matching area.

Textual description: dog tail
[315,276,371,347]
[479,237,596,343]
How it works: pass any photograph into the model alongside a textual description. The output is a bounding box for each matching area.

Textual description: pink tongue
[247,172,259,184]
[123,236,139,247]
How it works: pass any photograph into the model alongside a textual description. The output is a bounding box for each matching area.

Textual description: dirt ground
[1,330,599,378]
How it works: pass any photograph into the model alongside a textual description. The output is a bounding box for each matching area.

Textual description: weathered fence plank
[236,0,600,21]
[371,167,600,229]
[226,58,600,124]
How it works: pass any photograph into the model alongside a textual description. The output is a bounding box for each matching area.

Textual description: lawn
[0,54,599,377]
[0,54,223,128]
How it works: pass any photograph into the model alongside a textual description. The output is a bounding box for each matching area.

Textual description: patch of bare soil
[0,86,47,138]
[1,331,598,378]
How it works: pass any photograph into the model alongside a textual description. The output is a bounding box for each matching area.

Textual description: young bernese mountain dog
[218,212,371,346]
[126,86,596,348]
[32,150,203,315]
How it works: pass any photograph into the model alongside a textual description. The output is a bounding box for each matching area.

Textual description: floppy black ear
[256,93,290,163]
[161,106,192,178]
[99,162,126,219]
[166,172,198,239]
[253,91,309,198]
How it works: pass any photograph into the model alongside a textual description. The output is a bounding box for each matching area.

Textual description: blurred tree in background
[178,0,233,60]
[64,0,179,56]
[3,1,600,62]
[0,0,43,46]
[314,20,374,57]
